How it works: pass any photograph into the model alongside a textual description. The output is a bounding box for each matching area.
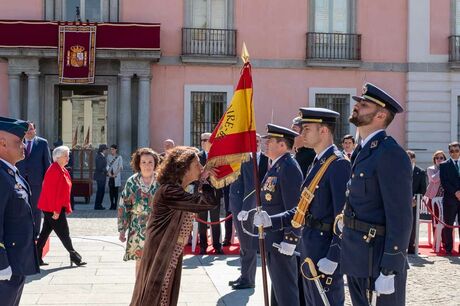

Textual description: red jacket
[38,162,72,214]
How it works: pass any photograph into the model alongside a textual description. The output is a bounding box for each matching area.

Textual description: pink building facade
[0,0,456,168]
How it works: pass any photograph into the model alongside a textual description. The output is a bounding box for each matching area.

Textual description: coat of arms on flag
[58,24,96,84]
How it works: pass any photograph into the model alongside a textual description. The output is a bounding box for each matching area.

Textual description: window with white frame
[315,93,350,144]
[314,0,350,33]
[191,0,228,29]
[190,91,227,148]
[63,0,103,22]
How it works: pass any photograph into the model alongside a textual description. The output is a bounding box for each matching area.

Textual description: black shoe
[215,247,224,255]
[446,250,452,255]
[109,205,117,210]
[39,259,49,266]
[222,240,231,247]
[228,278,241,286]
[94,206,106,210]
[232,282,255,290]
[69,251,87,267]
[199,247,207,255]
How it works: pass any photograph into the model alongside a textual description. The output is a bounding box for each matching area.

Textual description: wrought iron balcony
[306,32,361,62]
[449,35,460,63]
[182,28,237,59]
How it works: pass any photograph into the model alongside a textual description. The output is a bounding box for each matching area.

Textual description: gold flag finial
[241,42,250,63]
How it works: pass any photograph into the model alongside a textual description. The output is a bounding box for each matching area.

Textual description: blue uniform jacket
[229,154,268,250]
[271,146,350,265]
[260,153,303,251]
[0,160,40,276]
[340,131,412,278]
[16,136,51,186]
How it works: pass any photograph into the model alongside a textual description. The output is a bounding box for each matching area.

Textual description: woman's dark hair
[130,147,159,172]
[156,146,199,185]
[110,144,118,150]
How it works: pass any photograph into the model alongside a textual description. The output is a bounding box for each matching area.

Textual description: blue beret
[352,82,403,114]
[262,123,299,141]
[299,107,340,123]
[0,116,29,139]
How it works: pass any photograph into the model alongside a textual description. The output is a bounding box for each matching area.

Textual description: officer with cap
[254,108,351,305]
[0,116,40,305]
[257,123,303,306]
[341,83,412,305]
[291,116,316,177]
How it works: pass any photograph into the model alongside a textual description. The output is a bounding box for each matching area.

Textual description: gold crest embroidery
[265,193,272,201]
[67,45,88,68]
[362,84,368,95]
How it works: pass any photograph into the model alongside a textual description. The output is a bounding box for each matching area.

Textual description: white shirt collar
[361,129,385,148]
[315,145,334,161]
[0,158,18,173]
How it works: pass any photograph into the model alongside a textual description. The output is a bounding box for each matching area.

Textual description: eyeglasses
[450,149,460,153]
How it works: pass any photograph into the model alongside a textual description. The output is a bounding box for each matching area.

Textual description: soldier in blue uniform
[0,116,40,306]
[257,124,303,306]
[341,83,412,306]
[254,108,351,306]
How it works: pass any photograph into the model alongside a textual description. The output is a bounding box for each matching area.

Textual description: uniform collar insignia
[320,158,326,165]
[7,169,14,176]
[370,140,378,149]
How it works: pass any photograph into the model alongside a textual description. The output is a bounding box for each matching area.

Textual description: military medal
[265,193,272,201]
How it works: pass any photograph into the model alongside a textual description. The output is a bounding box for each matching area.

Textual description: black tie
[455,160,459,172]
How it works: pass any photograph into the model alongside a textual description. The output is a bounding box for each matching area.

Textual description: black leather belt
[305,214,332,232]
[343,215,385,237]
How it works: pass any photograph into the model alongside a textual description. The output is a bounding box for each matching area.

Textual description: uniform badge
[370,140,378,148]
[7,169,14,176]
[265,193,272,201]
[320,158,326,165]
[263,177,277,192]
[362,84,368,95]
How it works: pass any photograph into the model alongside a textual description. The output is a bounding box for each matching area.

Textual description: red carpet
[183,237,240,255]
[418,242,460,257]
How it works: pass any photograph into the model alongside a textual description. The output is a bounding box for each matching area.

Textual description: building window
[315,93,350,144]
[63,0,103,22]
[191,0,228,29]
[313,0,350,33]
[190,91,226,148]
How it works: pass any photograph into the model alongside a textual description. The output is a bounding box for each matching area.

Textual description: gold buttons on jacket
[12,242,15,246]
[360,173,364,177]
[394,246,398,251]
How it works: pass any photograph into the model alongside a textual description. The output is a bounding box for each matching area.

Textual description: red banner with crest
[58,24,96,84]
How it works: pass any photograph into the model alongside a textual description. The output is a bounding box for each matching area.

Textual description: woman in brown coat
[130,146,218,306]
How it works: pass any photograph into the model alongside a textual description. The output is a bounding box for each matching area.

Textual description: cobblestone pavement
[21,197,460,305]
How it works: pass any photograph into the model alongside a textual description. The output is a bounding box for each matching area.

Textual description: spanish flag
[206,53,257,188]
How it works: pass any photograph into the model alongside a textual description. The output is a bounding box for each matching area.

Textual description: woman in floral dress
[118,147,159,276]
[130,146,219,306]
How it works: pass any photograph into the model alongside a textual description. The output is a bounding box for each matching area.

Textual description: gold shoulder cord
[291,155,338,228]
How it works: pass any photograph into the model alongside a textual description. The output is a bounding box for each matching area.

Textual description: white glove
[317,257,338,275]
[253,211,272,228]
[278,241,297,256]
[374,272,395,295]
[0,266,12,281]
[237,210,249,221]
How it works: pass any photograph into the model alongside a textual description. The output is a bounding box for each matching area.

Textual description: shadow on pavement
[217,288,255,306]
[447,256,460,265]
[182,255,227,269]
[25,265,77,283]
[408,255,435,267]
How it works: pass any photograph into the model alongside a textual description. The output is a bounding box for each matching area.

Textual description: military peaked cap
[299,107,340,124]
[262,123,299,141]
[0,116,29,139]
[352,82,404,114]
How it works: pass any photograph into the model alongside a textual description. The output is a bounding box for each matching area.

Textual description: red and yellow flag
[206,61,257,188]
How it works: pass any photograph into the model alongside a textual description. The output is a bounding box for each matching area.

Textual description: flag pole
[242,43,270,306]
